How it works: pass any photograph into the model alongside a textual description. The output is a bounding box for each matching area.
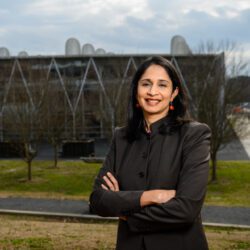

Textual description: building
[0,36,229,158]
[0,54,224,140]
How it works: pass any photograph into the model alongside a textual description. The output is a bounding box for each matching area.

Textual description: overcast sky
[0,0,250,63]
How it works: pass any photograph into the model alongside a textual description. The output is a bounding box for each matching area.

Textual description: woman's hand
[101,172,175,208]
[119,216,127,221]
[140,189,176,207]
[101,172,119,191]
[102,172,125,220]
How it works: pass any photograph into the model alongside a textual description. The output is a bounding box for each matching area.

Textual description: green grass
[206,161,250,206]
[0,238,53,249]
[0,160,100,199]
[0,160,249,206]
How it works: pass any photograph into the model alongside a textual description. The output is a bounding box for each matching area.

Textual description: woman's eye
[159,84,167,88]
[142,83,150,87]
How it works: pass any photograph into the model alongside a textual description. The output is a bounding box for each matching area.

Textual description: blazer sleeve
[126,123,211,232]
[89,128,143,217]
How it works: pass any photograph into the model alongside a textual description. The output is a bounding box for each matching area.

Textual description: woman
[89,56,211,250]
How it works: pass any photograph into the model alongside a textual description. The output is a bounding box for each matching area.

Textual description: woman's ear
[171,87,179,101]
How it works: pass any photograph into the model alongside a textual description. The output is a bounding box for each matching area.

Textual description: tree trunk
[28,160,32,181]
[24,143,32,181]
[211,153,217,182]
[53,143,58,168]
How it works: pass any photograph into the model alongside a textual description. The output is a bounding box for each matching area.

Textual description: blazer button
[142,152,147,159]
[139,172,145,178]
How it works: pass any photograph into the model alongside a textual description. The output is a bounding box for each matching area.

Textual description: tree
[2,59,47,180]
[41,77,70,168]
[192,41,249,182]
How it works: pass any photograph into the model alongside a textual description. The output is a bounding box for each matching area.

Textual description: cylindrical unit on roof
[18,51,29,57]
[65,38,81,55]
[95,48,106,55]
[82,43,95,55]
[0,47,10,57]
[171,35,192,55]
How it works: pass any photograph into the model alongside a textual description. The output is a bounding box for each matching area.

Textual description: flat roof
[0,53,224,60]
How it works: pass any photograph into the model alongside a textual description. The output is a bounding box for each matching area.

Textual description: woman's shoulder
[181,120,211,137]
[182,120,210,130]
[114,126,126,133]
[114,126,127,139]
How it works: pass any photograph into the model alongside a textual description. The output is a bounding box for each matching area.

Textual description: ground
[0,160,249,249]
[0,215,249,250]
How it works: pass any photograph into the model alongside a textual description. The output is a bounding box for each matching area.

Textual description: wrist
[140,191,154,207]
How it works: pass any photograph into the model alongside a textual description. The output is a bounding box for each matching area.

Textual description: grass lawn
[0,215,249,250]
[0,160,249,206]
[0,160,99,200]
[206,161,250,206]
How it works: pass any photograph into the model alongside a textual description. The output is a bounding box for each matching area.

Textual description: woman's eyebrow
[158,79,170,84]
[140,79,170,83]
[139,78,152,82]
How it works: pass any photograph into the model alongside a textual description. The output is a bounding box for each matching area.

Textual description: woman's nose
[147,84,158,95]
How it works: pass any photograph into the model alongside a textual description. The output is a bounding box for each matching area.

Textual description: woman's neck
[143,114,167,132]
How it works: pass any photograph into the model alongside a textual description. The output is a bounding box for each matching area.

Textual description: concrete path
[0,197,249,228]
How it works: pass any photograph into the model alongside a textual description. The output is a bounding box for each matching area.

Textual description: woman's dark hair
[125,56,190,142]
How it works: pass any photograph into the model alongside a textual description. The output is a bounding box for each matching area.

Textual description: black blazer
[89,118,211,250]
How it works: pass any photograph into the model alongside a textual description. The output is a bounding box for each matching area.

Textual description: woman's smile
[145,98,161,106]
[136,64,178,122]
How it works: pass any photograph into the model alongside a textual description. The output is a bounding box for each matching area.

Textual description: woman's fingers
[102,172,119,191]
[119,216,127,221]
[137,189,177,206]
[143,189,176,204]
[101,184,109,190]
[107,172,119,191]
[103,175,115,191]
[170,190,176,198]
[157,190,176,203]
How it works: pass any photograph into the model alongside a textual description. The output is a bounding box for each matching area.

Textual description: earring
[169,101,174,110]
[136,103,140,108]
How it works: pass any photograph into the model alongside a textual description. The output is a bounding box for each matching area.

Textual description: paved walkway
[0,197,249,227]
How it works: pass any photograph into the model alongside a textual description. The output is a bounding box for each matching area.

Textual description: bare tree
[41,81,66,168]
[2,59,47,180]
[193,41,249,182]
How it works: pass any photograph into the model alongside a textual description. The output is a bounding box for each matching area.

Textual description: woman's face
[136,64,178,120]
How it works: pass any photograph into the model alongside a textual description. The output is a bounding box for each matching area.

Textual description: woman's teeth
[146,99,160,105]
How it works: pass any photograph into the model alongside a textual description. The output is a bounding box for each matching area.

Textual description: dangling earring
[169,101,174,110]
[136,103,140,108]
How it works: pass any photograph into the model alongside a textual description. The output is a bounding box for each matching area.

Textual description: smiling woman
[136,64,179,130]
[89,56,211,250]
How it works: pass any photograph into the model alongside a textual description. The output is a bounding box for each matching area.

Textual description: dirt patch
[0,215,249,250]
[0,215,117,249]
[206,227,250,250]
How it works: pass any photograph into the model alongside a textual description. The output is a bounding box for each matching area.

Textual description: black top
[89,118,211,250]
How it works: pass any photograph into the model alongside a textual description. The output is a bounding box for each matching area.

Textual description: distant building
[0,54,224,142]
[0,36,224,142]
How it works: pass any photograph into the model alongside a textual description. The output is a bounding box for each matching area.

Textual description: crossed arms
[89,124,211,232]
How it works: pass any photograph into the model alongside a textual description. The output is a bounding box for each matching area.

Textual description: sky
[0,0,250,66]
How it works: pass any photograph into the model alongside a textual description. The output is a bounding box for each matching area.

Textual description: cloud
[24,0,154,25]
[1,0,250,59]
[181,0,250,17]
[181,8,250,47]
